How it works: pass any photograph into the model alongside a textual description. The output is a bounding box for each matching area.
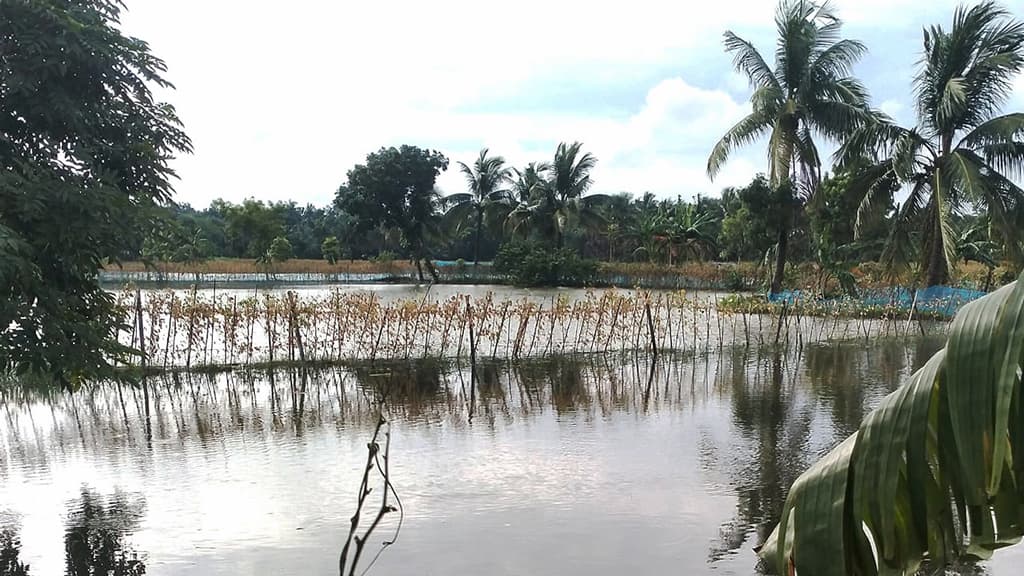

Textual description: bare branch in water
[339,413,403,576]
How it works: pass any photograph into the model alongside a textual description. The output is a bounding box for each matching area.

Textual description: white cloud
[879,99,910,124]
[1014,75,1024,108]
[424,78,756,200]
[115,0,1022,207]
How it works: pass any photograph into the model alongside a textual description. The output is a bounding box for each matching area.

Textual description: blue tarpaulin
[767,286,987,317]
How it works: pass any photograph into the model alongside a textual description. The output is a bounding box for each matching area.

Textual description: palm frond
[957,112,1024,150]
[707,112,774,180]
[724,31,781,90]
[957,153,1024,265]
[977,142,1024,181]
[879,178,927,274]
[457,161,479,195]
[805,99,874,142]
[809,38,867,80]
[767,114,799,186]
[917,1,1024,135]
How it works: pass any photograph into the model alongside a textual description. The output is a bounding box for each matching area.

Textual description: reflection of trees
[803,336,947,438]
[2,354,691,463]
[348,358,456,423]
[709,347,813,563]
[707,335,967,571]
[64,488,147,576]
[1,525,30,576]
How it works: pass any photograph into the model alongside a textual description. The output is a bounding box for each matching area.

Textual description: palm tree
[508,142,606,248]
[842,2,1024,286]
[957,219,999,290]
[598,193,634,261]
[503,162,550,240]
[629,209,667,263]
[510,162,551,204]
[707,0,874,294]
[664,203,719,264]
[445,148,512,266]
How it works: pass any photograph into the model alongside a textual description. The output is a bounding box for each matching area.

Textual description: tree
[336,146,449,281]
[505,162,551,241]
[629,210,666,263]
[597,193,635,261]
[321,236,342,264]
[0,0,191,383]
[267,236,293,263]
[220,199,285,258]
[445,148,512,266]
[707,0,873,294]
[508,142,606,248]
[842,1,1024,286]
[663,203,719,264]
[256,236,292,279]
[719,176,793,263]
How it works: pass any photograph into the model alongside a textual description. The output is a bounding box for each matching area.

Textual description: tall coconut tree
[503,162,551,241]
[707,0,874,294]
[445,148,512,266]
[510,162,551,205]
[508,142,606,248]
[842,1,1024,286]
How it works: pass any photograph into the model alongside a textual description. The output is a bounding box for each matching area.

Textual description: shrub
[494,241,597,287]
[267,236,293,263]
[321,236,342,264]
[373,251,395,264]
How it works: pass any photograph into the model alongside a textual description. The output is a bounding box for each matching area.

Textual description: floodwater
[1,287,1021,575]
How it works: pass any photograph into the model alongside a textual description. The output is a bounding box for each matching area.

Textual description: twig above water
[338,413,403,576]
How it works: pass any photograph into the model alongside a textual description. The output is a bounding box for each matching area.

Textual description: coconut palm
[510,162,551,204]
[444,148,512,266]
[707,0,874,294]
[842,2,1024,286]
[508,142,607,248]
[629,210,667,263]
[598,192,635,261]
[504,162,551,240]
[664,203,719,264]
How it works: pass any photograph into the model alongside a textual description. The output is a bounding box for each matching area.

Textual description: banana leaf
[759,272,1024,575]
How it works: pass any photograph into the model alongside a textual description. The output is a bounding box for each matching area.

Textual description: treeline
[134,148,996,287]
[133,0,1024,292]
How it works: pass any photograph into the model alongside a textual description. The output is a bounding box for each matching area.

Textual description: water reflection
[0,338,1015,575]
[1,523,30,576]
[64,489,147,576]
[0,489,146,576]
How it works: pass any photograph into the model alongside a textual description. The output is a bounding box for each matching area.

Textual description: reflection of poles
[642,356,656,411]
[135,289,152,441]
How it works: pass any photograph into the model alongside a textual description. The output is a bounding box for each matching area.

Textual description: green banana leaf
[759,273,1024,575]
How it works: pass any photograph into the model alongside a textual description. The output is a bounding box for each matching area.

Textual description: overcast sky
[119,0,1024,208]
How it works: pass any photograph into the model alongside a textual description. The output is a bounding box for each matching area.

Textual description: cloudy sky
[120,0,1024,208]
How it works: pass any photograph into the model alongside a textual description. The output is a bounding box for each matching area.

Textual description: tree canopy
[335,145,449,280]
[0,0,191,383]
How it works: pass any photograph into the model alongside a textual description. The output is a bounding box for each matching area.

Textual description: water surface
[3,334,1021,574]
